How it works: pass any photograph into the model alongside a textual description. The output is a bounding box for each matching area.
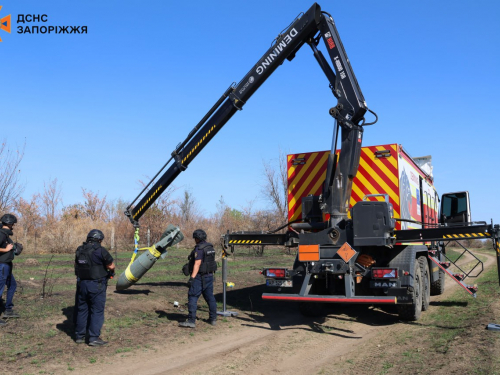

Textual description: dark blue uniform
[74,244,113,342]
[187,242,217,323]
[0,228,17,313]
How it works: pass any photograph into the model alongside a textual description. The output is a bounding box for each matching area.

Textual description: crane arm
[126,3,373,226]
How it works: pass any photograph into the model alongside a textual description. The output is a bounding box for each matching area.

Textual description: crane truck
[125,3,500,321]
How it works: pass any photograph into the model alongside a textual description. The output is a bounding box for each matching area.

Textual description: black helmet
[87,229,104,242]
[1,214,17,226]
[193,229,207,241]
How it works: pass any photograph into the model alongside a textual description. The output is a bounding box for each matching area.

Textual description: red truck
[124,3,500,321]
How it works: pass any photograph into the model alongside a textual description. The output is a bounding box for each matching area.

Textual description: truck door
[440,191,471,225]
[433,192,439,225]
[419,177,430,228]
[424,191,431,227]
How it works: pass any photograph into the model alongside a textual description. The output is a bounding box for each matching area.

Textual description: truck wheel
[430,269,445,295]
[430,246,446,295]
[419,256,430,311]
[397,260,422,321]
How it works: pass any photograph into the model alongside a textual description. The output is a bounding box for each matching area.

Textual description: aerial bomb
[116,225,184,291]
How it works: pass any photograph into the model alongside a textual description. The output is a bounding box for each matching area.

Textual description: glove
[107,270,116,279]
[187,277,195,288]
[13,243,23,256]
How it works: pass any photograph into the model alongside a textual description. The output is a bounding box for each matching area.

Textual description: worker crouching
[179,229,217,328]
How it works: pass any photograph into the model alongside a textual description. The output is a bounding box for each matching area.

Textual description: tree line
[2,140,485,254]
[0,140,288,255]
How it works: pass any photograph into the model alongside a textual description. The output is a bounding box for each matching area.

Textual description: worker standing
[74,229,115,345]
[0,214,23,325]
[179,229,217,328]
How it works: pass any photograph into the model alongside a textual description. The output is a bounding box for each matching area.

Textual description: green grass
[372,249,500,373]
[13,246,498,374]
[115,347,132,354]
[446,248,462,262]
[378,361,394,375]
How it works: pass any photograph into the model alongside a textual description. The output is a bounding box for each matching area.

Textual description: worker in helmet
[0,214,23,325]
[74,229,115,345]
[179,229,218,328]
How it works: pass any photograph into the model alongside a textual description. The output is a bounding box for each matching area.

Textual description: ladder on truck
[428,242,483,297]
[396,222,498,297]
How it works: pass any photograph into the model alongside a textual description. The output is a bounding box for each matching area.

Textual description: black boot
[3,309,20,318]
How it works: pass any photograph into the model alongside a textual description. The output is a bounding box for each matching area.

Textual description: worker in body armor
[179,229,217,328]
[0,214,23,325]
[74,229,115,345]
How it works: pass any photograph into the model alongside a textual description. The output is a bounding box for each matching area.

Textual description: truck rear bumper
[262,293,397,304]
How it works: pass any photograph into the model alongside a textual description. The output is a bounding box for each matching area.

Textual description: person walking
[0,214,23,325]
[74,229,115,345]
[179,229,217,328]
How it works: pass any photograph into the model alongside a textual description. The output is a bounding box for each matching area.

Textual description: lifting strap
[129,228,140,266]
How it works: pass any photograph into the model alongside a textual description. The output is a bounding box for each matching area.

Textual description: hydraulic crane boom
[125,3,373,226]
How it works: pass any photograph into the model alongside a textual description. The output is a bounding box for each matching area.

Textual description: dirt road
[72,252,495,375]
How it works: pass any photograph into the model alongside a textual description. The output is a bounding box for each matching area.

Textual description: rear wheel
[430,264,445,296]
[419,256,430,311]
[397,260,422,321]
[431,246,446,295]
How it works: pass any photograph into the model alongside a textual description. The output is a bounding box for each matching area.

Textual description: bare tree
[0,140,25,213]
[15,194,42,247]
[40,178,63,222]
[261,148,288,223]
[178,189,199,224]
[81,188,107,221]
[155,186,178,219]
[214,196,234,232]
[105,198,133,250]
[105,198,129,223]
[214,196,229,227]
[61,203,86,220]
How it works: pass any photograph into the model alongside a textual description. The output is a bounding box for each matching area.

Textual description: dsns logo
[0,6,11,42]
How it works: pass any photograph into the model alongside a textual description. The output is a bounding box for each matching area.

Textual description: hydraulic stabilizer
[116,225,184,291]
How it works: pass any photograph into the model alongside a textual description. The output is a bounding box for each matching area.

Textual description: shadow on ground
[213,283,402,336]
[155,310,186,322]
[113,288,152,295]
[55,306,76,339]
[135,281,185,288]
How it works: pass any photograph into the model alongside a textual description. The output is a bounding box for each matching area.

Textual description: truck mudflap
[262,294,397,304]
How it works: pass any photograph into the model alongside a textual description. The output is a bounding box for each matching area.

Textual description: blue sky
[1,0,499,225]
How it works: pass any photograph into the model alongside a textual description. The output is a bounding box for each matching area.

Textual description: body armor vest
[0,228,14,263]
[75,242,109,280]
[189,242,217,274]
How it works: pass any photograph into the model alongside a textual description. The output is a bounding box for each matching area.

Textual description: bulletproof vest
[189,242,217,274]
[0,228,14,263]
[75,242,109,280]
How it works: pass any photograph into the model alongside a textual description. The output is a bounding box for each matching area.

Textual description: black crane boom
[125,3,373,226]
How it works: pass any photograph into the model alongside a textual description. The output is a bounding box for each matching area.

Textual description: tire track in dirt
[73,251,496,375]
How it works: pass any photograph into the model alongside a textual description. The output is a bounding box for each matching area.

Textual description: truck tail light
[265,268,286,278]
[372,268,398,279]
